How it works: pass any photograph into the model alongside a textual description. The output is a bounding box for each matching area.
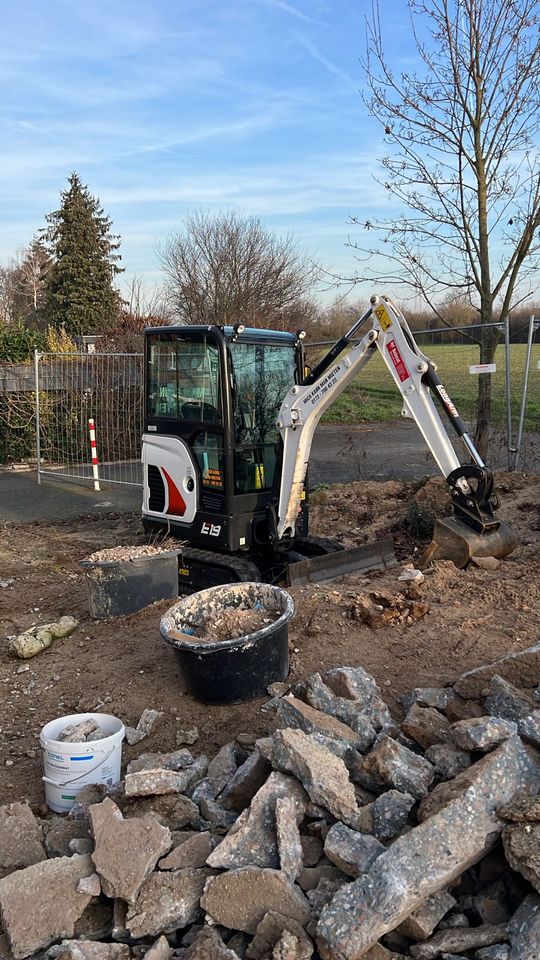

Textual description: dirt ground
[0,472,539,808]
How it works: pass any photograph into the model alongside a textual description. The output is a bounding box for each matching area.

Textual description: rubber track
[177,545,262,582]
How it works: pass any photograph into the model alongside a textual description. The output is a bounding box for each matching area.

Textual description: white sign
[469,363,496,374]
[537,360,540,370]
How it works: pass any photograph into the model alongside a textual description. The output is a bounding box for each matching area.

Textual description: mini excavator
[142,295,516,589]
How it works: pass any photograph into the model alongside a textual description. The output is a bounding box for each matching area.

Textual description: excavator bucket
[422,517,517,569]
[286,538,397,586]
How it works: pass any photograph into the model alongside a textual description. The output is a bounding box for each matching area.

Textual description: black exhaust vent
[147,464,165,512]
[201,492,225,512]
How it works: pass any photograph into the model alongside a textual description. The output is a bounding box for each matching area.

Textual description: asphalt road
[1,421,535,524]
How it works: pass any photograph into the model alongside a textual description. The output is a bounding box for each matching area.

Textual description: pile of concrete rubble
[1,644,540,960]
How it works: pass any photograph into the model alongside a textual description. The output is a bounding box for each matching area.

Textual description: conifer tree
[43,173,122,336]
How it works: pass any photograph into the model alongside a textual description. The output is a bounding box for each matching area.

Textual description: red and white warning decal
[386,339,410,382]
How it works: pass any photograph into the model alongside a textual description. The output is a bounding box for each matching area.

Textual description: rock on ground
[0,854,95,959]
[126,868,209,938]
[0,802,46,877]
[201,867,311,934]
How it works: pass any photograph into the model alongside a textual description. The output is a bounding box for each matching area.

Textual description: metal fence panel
[35,352,143,486]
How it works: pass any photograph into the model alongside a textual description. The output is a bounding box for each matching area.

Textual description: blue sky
[0,0,412,305]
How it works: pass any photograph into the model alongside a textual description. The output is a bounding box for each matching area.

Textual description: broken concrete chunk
[141,936,173,960]
[246,911,313,960]
[202,867,311,934]
[8,616,78,659]
[507,894,540,960]
[207,743,239,793]
[124,768,199,797]
[316,737,540,960]
[409,924,509,958]
[198,797,237,832]
[360,735,434,799]
[485,677,537,722]
[137,708,163,735]
[475,947,510,960]
[499,793,540,822]
[518,710,540,749]
[125,727,146,746]
[207,771,306,871]
[473,880,512,925]
[272,929,313,960]
[72,899,113,940]
[176,726,199,746]
[89,796,172,902]
[219,750,271,811]
[450,717,518,751]
[276,795,304,881]
[306,879,345,918]
[502,821,540,893]
[303,673,378,749]
[122,792,199,829]
[0,802,46,877]
[370,789,415,841]
[401,704,452,749]
[159,832,213,870]
[401,687,454,713]
[297,862,347,892]
[184,926,239,959]
[453,642,540,700]
[322,666,380,705]
[127,749,194,774]
[126,868,209,938]
[44,818,90,858]
[398,890,456,940]
[324,823,384,877]
[0,854,94,959]
[45,942,130,960]
[271,728,359,827]
[68,785,107,821]
[424,743,472,781]
[76,873,101,897]
[274,695,363,747]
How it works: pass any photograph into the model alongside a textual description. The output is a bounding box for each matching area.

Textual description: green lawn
[310,342,540,430]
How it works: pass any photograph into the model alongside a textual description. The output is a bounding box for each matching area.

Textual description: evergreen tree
[43,173,122,336]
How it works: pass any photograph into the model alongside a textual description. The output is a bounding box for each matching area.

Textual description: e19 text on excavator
[141,295,516,589]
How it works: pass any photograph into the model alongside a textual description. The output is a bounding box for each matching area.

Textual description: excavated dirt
[190,607,279,642]
[0,473,538,807]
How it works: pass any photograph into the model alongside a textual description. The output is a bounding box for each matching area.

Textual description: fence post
[88,418,101,491]
[504,316,515,471]
[34,350,42,485]
[514,315,538,472]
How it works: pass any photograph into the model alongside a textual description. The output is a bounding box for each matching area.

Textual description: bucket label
[70,755,93,761]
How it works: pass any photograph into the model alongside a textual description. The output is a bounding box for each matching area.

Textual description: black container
[160,582,294,704]
[81,549,180,619]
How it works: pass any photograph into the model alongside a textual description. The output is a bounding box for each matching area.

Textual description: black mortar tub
[81,549,180,619]
[160,582,294,704]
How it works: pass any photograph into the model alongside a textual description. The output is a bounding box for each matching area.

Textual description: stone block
[276,796,304,881]
[159,832,213,870]
[322,666,380,705]
[271,728,359,827]
[245,911,313,960]
[507,894,540,960]
[484,676,537,722]
[453,643,540,700]
[450,717,517,751]
[201,867,311,934]
[207,771,306,871]
[424,744,472,781]
[126,868,209,938]
[45,943,129,960]
[316,737,540,960]
[518,711,540,749]
[124,768,200,797]
[324,823,384,877]
[127,749,194,773]
[370,790,415,841]
[306,879,345,918]
[219,750,271,811]
[89,797,171,903]
[401,704,452,749]
[401,687,454,713]
[184,927,239,959]
[409,925,509,958]
[304,674,377,749]
[207,743,239,793]
[503,822,540,893]
[360,736,434,799]
[398,891,456,940]
[0,854,94,959]
[274,696,363,748]
[121,793,199,829]
[198,798,237,832]
[0,802,46,877]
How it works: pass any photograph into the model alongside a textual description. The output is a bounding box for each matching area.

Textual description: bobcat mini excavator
[142,295,516,589]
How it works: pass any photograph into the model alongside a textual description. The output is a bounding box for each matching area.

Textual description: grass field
[309,342,540,430]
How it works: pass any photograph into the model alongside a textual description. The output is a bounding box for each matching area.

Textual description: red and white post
[88,418,101,492]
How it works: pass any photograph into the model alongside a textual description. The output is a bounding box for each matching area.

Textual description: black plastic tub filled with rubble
[81,544,180,619]
[160,582,294,704]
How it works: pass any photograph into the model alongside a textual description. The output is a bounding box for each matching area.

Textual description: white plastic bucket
[40,712,125,813]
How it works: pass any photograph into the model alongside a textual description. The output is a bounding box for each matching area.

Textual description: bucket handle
[42,746,115,788]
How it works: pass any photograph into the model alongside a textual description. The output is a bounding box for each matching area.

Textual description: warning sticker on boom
[375,303,393,331]
[386,340,410,382]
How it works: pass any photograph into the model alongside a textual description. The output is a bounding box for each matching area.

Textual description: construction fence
[0,320,538,487]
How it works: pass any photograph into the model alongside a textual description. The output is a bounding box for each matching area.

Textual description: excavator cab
[142,325,313,586]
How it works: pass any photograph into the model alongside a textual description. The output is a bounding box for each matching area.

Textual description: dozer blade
[422,517,517,569]
[286,538,396,587]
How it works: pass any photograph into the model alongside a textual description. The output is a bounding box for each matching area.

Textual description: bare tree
[353,0,540,456]
[159,210,318,329]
